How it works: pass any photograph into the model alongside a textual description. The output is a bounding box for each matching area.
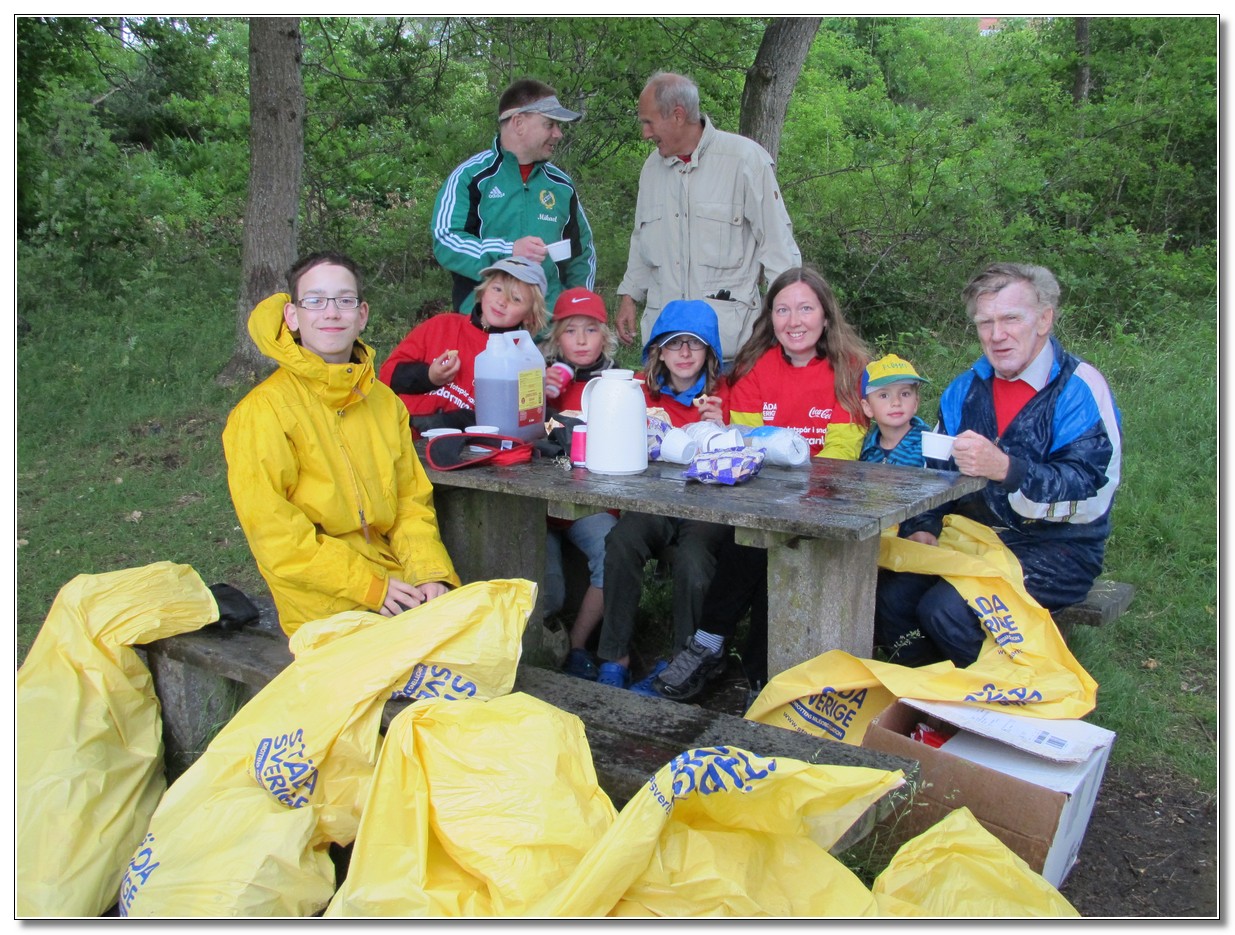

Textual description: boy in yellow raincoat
[223,252,459,635]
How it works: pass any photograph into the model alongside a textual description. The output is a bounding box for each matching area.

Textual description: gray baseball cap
[498,95,582,124]
[480,255,548,294]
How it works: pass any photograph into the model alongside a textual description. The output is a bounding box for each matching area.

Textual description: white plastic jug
[580,369,648,475]
[473,330,547,442]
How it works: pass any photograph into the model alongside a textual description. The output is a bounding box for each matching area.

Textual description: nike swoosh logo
[571,297,589,303]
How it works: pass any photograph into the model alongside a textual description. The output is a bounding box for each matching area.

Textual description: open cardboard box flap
[899,697,1115,764]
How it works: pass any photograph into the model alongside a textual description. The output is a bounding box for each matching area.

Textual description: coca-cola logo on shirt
[808,407,834,420]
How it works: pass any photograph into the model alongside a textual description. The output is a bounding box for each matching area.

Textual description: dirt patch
[1060,765,1217,918]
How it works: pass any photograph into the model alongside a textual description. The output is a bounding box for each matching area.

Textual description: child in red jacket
[540,287,618,414]
[540,288,621,680]
[380,256,548,435]
[579,300,730,693]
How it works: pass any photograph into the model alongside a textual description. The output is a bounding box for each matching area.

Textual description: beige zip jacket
[617,116,801,358]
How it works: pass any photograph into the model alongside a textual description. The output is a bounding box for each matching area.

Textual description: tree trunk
[738,17,821,162]
[1073,16,1092,105]
[217,17,304,387]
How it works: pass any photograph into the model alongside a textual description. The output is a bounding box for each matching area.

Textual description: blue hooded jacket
[901,336,1122,609]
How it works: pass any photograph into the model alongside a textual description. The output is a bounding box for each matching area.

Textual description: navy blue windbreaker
[902,336,1123,608]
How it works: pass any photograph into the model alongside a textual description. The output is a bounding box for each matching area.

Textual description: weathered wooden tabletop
[419,445,985,542]
[417,442,986,674]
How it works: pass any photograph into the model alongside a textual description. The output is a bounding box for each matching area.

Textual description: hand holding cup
[545,362,574,399]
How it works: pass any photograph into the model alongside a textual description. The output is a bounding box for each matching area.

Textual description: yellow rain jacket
[223,294,459,635]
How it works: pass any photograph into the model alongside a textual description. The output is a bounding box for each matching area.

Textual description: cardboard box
[862,698,1115,887]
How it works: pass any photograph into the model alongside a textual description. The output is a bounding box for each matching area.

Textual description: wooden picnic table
[420,442,985,678]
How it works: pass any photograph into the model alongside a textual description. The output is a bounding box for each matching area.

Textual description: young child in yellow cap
[858,353,932,467]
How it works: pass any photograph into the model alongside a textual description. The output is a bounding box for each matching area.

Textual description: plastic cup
[682,422,725,444]
[467,425,500,434]
[546,239,571,262]
[659,428,699,464]
[704,428,745,452]
[570,425,588,467]
[921,431,955,460]
[545,362,574,399]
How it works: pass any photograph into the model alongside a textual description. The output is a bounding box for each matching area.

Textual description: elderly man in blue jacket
[875,262,1123,667]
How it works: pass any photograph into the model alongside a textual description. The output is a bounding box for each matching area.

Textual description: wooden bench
[1053,580,1135,641]
[143,600,919,856]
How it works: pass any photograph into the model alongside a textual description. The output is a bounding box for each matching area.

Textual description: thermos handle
[580,376,595,422]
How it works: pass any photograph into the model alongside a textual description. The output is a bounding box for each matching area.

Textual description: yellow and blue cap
[862,354,929,396]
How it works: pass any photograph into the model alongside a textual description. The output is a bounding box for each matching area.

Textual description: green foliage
[17,17,249,292]
[1059,307,1216,786]
[776,16,1215,340]
[16,261,258,659]
[18,15,1215,323]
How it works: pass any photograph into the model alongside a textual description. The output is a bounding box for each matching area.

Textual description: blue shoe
[629,659,669,697]
[597,661,630,688]
[562,648,599,681]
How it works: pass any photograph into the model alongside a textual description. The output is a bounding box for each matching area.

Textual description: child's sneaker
[628,659,669,697]
[597,661,630,688]
[654,636,726,701]
[561,647,599,681]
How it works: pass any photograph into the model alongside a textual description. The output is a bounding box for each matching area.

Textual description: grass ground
[15,267,1217,792]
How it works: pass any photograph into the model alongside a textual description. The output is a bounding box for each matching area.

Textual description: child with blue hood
[561,300,731,694]
[638,299,728,424]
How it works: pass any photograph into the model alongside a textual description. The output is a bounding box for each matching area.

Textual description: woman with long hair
[651,267,872,702]
[727,265,870,457]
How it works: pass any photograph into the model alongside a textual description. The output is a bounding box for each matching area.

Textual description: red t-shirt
[727,350,855,453]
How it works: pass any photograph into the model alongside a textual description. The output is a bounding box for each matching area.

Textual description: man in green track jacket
[431,78,597,321]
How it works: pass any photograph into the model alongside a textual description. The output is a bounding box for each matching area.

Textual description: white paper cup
[421,428,461,438]
[659,428,699,464]
[920,431,955,460]
[546,239,571,262]
[467,425,500,434]
[704,428,745,452]
[752,429,811,466]
[682,422,724,444]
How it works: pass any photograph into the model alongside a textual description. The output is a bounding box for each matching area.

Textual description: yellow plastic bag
[531,749,905,917]
[326,692,617,916]
[873,807,1079,917]
[744,649,898,746]
[17,562,219,917]
[749,516,1097,745]
[120,578,534,917]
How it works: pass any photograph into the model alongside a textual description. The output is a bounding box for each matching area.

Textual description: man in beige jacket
[615,71,802,362]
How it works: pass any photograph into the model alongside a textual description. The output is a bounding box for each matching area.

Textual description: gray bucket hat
[480,255,548,294]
